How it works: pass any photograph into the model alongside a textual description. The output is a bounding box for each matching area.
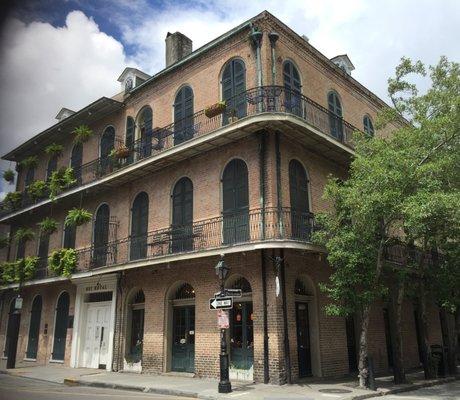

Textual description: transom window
[174,283,195,300]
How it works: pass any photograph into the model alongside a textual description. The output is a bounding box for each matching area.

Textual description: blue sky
[0,0,459,198]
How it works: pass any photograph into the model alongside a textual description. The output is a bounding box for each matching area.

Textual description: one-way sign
[209,296,233,310]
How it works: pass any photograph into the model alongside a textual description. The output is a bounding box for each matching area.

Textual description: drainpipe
[250,27,263,88]
[268,32,279,86]
[277,249,291,384]
[261,250,269,383]
[114,271,123,371]
[259,131,266,240]
[275,132,283,236]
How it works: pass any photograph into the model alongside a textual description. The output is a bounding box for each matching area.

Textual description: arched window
[171,178,193,253]
[222,159,249,244]
[363,115,374,137]
[289,160,311,239]
[328,91,343,140]
[71,143,83,184]
[52,292,69,361]
[174,86,194,145]
[126,289,145,363]
[283,61,302,115]
[295,278,310,296]
[174,283,195,300]
[93,204,110,267]
[130,192,149,261]
[138,107,153,158]
[100,126,115,175]
[230,277,252,294]
[46,156,58,181]
[26,295,42,359]
[222,59,246,124]
[125,117,135,164]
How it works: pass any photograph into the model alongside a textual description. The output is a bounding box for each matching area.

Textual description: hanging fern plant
[48,248,77,277]
[22,256,39,281]
[3,169,15,184]
[0,261,18,284]
[73,125,93,144]
[4,191,23,210]
[48,167,76,200]
[37,217,58,234]
[14,227,35,243]
[65,208,92,227]
[45,143,64,157]
[27,180,47,201]
[18,156,38,170]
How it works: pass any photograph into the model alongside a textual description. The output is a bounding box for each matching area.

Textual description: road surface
[367,380,460,400]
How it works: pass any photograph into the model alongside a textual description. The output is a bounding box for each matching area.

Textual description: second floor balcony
[1,86,358,221]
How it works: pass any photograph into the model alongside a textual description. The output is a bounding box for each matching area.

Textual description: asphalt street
[0,374,194,400]
[366,380,460,400]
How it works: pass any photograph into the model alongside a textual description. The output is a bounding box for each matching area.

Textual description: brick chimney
[165,32,192,68]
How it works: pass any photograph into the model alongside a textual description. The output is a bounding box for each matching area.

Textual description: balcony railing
[24,208,315,281]
[1,86,359,218]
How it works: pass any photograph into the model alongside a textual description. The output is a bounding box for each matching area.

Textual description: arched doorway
[130,192,149,261]
[169,283,195,373]
[328,91,343,140]
[71,143,83,185]
[222,159,249,244]
[174,86,194,145]
[283,61,302,115]
[100,126,115,175]
[227,277,253,381]
[294,277,320,378]
[289,160,311,239]
[222,59,246,124]
[124,289,145,371]
[26,295,42,359]
[93,204,110,267]
[52,292,70,361]
[171,178,193,253]
[4,298,21,368]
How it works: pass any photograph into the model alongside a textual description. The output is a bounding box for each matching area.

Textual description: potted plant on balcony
[65,208,92,227]
[27,180,47,201]
[49,167,76,200]
[3,169,15,184]
[0,261,18,284]
[227,108,239,123]
[48,248,77,277]
[22,256,39,281]
[14,227,35,243]
[3,191,22,210]
[73,125,93,144]
[37,217,58,234]
[18,156,38,170]
[114,145,131,159]
[45,143,64,158]
[205,101,226,118]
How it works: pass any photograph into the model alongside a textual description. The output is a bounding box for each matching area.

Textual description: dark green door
[172,306,195,372]
[174,86,194,145]
[222,59,246,124]
[230,302,254,370]
[171,178,193,253]
[296,302,312,377]
[100,127,115,175]
[93,204,110,267]
[52,292,70,361]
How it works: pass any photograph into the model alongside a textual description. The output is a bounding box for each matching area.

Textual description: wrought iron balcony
[0,86,359,219]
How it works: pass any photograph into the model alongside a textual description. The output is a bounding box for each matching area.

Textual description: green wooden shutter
[26,296,42,359]
[130,192,149,260]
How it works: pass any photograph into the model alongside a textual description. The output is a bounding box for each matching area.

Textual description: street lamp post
[215,255,232,394]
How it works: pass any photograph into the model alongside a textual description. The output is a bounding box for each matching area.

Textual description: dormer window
[117,67,150,94]
[125,77,133,92]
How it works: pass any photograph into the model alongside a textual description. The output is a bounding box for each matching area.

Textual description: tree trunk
[455,310,460,370]
[389,278,406,383]
[358,304,371,388]
[418,279,436,379]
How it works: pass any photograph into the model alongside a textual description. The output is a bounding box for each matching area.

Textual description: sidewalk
[1,364,457,400]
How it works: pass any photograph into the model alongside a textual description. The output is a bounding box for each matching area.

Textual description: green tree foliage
[48,248,77,277]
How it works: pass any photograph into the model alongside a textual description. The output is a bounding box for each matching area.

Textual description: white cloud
[0,10,130,156]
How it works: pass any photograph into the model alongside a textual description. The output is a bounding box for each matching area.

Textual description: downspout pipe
[259,131,266,240]
[268,32,279,86]
[250,27,263,88]
[275,131,283,236]
[278,249,291,384]
[261,250,269,383]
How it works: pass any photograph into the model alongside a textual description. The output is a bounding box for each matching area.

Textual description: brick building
[0,11,449,384]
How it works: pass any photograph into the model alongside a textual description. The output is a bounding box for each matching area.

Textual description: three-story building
[0,11,447,384]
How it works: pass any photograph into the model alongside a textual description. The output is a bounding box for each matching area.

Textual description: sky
[0,0,459,198]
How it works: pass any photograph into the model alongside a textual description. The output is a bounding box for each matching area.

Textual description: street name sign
[209,296,233,310]
[214,289,242,298]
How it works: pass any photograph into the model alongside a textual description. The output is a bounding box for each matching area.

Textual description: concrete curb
[345,376,458,400]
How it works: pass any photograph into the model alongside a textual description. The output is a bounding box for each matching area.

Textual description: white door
[82,302,111,368]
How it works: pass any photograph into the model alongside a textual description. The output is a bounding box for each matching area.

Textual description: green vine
[48,167,76,200]
[48,248,77,277]
[0,261,18,284]
[3,169,15,184]
[44,143,64,157]
[18,156,38,169]
[65,208,92,227]
[3,191,22,210]
[73,125,93,144]
[27,180,47,201]
[37,217,58,234]
[22,256,39,281]
[14,227,35,243]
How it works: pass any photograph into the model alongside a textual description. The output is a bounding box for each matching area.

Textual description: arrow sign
[209,296,233,310]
